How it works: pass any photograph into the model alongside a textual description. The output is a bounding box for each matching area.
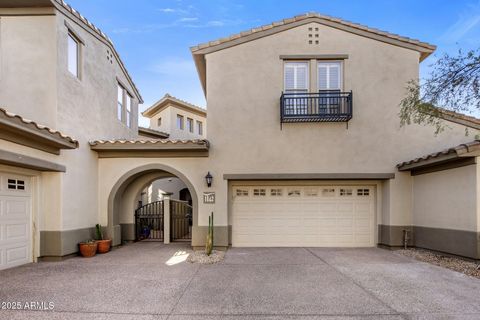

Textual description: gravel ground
[396,248,480,279]
[187,250,225,264]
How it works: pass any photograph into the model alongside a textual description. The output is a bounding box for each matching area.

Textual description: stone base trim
[378,224,480,260]
[40,227,95,257]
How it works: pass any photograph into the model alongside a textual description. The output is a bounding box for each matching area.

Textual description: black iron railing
[280,91,353,123]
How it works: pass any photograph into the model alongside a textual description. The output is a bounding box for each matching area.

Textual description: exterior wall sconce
[205,172,213,187]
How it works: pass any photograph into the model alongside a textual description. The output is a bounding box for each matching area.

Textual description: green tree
[399,49,480,134]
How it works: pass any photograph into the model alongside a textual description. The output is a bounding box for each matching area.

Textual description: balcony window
[197,121,203,135]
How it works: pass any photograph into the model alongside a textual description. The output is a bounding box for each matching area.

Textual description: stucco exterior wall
[412,165,478,232]
[0,7,142,256]
[142,177,187,203]
[203,22,480,232]
[0,11,58,127]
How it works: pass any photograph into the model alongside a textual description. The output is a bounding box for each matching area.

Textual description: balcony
[280,91,353,123]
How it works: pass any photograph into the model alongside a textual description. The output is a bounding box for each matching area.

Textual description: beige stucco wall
[203,22,480,232]
[141,177,187,203]
[0,12,58,127]
[0,7,142,256]
[412,165,478,232]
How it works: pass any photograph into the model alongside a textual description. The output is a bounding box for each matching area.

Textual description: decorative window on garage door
[305,188,318,197]
[7,179,25,190]
[340,188,353,196]
[287,189,301,197]
[322,188,335,196]
[235,189,249,197]
[253,188,266,196]
[270,188,283,196]
[357,188,370,196]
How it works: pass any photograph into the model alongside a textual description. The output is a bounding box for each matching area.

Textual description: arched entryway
[107,164,198,246]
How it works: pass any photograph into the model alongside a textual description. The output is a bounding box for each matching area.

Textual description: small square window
[288,189,301,197]
[270,188,283,196]
[236,189,249,197]
[322,188,335,196]
[253,188,266,196]
[7,179,25,190]
[340,189,353,196]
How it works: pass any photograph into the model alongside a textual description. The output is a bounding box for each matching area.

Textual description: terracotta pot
[79,242,97,257]
[96,239,111,254]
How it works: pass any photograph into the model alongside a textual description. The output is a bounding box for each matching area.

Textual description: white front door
[0,173,32,270]
[232,185,375,247]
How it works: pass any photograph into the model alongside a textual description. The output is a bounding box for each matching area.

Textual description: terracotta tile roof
[52,0,143,102]
[190,12,436,54]
[142,93,207,118]
[435,107,480,129]
[397,140,480,169]
[0,107,78,146]
[138,126,169,139]
[89,139,209,148]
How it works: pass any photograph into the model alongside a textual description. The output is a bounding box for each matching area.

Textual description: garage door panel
[232,185,375,247]
[0,173,32,270]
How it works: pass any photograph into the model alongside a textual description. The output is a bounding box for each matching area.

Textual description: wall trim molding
[224,173,395,180]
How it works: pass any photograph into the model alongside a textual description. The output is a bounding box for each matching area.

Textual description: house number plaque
[203,192,215,204]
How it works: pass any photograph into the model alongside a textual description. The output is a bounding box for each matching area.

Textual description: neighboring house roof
[142,94,207,118]
[0,107,78,154]
[397,140,480,172]
[89,139,209,158]
[138,126,169,139]
[191,12,437,95]
[435,107,480,130]
[7,0,143,102]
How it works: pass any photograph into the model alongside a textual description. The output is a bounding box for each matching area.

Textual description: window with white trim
[340,188,353,196]
[253,188,266,196]
[187,118,194,133]
[177,115,184,130]
[126,94,132,128]
[357,188,370,196]
[197,121,203,135]
[117,85,123,121]
[288,189,301,197]
[317,61,342,91]
[284,62,309,94]
[67,33,80,78]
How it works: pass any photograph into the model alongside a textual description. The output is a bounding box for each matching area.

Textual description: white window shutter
[318,65,328,90]
[284,62,309,92]
[329,65,340,90]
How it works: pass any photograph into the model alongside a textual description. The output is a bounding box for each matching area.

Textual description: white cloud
[158,8,176,13]
[441,1,480,43]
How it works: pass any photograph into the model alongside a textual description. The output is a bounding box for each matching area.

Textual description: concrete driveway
[0,243,479,320]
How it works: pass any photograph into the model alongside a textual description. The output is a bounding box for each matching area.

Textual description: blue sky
[67,0,480,125]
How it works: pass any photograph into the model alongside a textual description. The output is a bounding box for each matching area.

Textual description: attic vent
[307,26,319,45]
[106,49,113,64]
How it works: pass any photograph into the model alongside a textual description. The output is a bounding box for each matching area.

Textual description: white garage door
[0,173,32,270]
[232,185,375,247]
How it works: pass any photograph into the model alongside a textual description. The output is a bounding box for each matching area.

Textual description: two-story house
[93,12,480,260]
[2,2,480,271]
[0,0,141,269]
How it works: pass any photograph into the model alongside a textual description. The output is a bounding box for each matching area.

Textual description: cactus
[95,224,104,240]
[205,212,214,256]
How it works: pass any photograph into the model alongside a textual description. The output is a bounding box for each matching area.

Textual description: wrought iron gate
[135,201,164,241]
[170,200,192,241]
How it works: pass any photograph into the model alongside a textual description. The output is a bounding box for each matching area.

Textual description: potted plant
[79,239,97,257]
[95,224,111,254]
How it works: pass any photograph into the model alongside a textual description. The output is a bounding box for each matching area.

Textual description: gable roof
[191,12,436,95]
[142,94,207,118]
[6,0,143,102]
